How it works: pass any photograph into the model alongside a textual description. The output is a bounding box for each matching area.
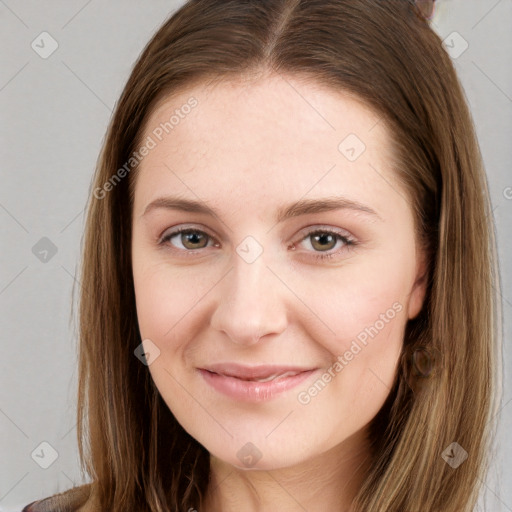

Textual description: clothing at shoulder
[22,484,91,512]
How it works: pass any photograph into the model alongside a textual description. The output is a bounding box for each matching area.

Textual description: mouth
[222,370,305,382]
[198,363,319,402]
[200,362,316,380]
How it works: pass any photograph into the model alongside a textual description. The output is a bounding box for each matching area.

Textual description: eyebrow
[141,195,382,223]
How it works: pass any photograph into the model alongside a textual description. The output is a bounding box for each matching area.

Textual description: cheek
[293,252,411,411]
[291,310,404,443]
[302,251,411,349]
[132,255,211,343]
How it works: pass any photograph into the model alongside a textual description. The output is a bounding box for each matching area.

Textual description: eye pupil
[183,231,207,249]
[311,233,337,251]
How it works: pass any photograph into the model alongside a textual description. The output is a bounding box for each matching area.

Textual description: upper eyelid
[159,224,217,244]
[295,225,354,239]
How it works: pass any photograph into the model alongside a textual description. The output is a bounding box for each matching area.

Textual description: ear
[407,246,429,320]
[414,0,436,20]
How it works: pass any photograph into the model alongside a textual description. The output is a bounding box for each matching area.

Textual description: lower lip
[198,368,318,402]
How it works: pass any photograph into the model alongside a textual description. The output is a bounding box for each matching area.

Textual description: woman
[23,0,502,510]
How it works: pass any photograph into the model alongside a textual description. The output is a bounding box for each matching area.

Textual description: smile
[198,367,319,402]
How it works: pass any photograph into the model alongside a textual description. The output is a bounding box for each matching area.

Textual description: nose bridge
[210,240,287,345]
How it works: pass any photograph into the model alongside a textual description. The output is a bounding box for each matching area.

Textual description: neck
[202,429,371,512]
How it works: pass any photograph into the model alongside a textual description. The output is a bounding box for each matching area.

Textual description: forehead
[143,73,386,149]
[133,73,402,216]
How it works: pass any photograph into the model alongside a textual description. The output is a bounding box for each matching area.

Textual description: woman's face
[131,73,427,470]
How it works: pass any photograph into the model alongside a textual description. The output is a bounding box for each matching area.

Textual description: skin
[131,72,427,512]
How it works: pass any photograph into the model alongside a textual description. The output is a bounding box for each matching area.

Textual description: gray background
[0,1,510,510]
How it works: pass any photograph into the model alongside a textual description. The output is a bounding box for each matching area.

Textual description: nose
[209,249,288,346]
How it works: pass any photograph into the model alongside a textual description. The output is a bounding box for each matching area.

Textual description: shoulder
[22,484,91,512]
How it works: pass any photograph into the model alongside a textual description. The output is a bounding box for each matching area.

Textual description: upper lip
[200,363,316,380]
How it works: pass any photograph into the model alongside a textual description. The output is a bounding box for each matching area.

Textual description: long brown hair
[75,1,502,510]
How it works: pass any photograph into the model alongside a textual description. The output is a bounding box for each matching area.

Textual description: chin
[200,427,330,473]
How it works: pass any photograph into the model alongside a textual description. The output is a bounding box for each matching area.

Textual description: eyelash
[158,226,357,261]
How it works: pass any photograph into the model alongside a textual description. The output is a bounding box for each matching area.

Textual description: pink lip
[198,364,319,402]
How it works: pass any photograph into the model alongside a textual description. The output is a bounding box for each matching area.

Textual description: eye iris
[311,233,337,251]
[182,231,208,249]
